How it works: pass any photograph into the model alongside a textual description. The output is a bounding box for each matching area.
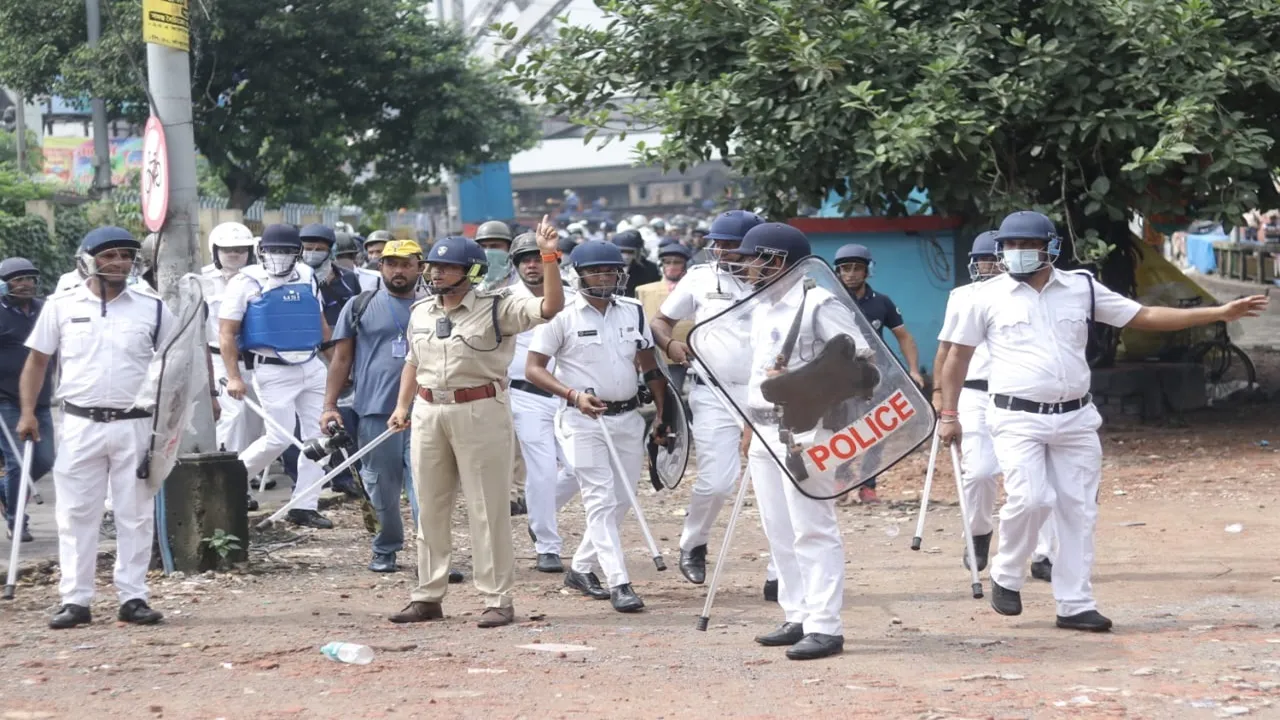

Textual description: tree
[0,0,539,210]
[509,0,1280,274]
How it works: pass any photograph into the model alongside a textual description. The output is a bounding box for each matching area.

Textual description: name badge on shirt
[577,330,598,337]
[70,317,91,323]
[705,291,732,300]
[391,334,408,358]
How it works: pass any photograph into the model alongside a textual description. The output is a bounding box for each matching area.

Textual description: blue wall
[457,162,515,224]
[809,230,958,374]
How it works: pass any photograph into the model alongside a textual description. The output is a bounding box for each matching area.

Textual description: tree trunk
[224,167,266,212]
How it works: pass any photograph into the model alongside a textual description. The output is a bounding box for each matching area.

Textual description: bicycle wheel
[1191,342,1257,402]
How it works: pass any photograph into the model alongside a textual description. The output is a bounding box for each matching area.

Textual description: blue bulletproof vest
[240,281,323,359]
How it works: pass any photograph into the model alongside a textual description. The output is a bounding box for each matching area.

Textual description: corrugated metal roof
[508,132,665,175]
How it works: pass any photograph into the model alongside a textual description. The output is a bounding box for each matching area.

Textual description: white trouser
[53,414,153,606]
[987,402,1102,617]
[240,359,326,511]
[1033,515,1057,562]
[749,424,844,636]
[680,381,745,550]
[512,388,578,555]
[211,357,262,454]
[556,408,644,589]
[959,387,1000,537]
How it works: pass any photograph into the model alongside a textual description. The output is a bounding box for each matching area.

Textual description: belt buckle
[1037,402,1045,414]
[96,408,119,422]
[432,389,456,405]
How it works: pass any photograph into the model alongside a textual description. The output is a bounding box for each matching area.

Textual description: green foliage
[0,165,52,216]
[0,0,539,210]
[200,529,243,563]
[509,0,1280,262]
[0,128,44,172]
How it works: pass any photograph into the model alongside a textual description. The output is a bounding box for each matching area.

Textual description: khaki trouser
[409,393,515,608]
[510,432,526,503]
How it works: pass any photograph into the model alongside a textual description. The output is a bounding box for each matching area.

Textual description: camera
[302,422,355,462]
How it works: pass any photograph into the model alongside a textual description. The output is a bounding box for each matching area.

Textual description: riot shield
[646,356,691,490]
[133,274,207,495]
[687,257,933,499]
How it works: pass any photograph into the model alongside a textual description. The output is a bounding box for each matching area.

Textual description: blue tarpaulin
[1183,233,1224,274]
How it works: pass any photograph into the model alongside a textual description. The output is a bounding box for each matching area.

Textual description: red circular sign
[141,116,169,233]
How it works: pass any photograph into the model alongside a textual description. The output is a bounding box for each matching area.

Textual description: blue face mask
[1002,249,1044,276]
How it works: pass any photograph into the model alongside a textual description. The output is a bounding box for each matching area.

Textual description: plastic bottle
[321,642,375,665]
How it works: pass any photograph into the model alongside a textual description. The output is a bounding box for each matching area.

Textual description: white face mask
[218,248,249,273]
[301,250,330,269]
[262,251,297,277]
[1001,249,1045,276]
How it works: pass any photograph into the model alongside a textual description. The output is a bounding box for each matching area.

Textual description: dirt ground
[3,355,1280,719]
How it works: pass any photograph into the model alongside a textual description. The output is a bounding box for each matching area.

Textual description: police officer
[506,233,578,573]
[19,227,171,629]
[362,229,394,269]
[833,243,924,505]
[475,221,518,290]
[526,240,667,614]
[651,210,773,589]
[612,230,660,297]
[0,258,56,542]
[387,221,564,628]
[219,224,334,529]
[938,210,1267,632]
[733,223,874,660]
[334,231,382,292]
[636,241,693,390]
[322,240,426,573]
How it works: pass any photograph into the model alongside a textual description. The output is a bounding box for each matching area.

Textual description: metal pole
[13,89,25,174]
[147,37,215,451]
[85,0,112,194]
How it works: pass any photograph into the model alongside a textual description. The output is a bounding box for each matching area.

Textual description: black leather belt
[601,397,639,416]
[991,393,1091,415]
[254,355,290,366]
[64,403,152,423]
[962,379,989,392]
[510,379,553,398]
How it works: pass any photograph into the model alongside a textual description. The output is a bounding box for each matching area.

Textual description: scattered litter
[962,639,1003,648]
[958,673,1024,681]
[1118,521,1146,527]
[1131,667,1157,676]
[1078,667,1111,673]
[802,678,821,686]
[671,509,687,517]
[73,644,97,651]
[221,663,234,670]
[1189,699,1221,708]
[320,642,374,665]
[467,668,507,675]
[1217,707,1251,717]
[883,524,900,538]
[890,617,902,625]
[924,547,942,554]
[1113,490,1127,496]
[1225,524,1244,534]
[1260,440,1270,447]
[517,643,594,653]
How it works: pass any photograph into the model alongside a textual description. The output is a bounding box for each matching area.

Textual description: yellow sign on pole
[142,0,190,52]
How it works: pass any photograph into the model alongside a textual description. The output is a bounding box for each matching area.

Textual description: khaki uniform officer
[387,221,564,628]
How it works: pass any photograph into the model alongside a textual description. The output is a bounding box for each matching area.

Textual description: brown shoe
[476,606,515,628]
[388,601,444,623]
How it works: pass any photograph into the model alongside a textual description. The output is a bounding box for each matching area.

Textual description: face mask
[483,249,510,285]
[262,252,297,277]
[334,256,357,271]
[1002,249,1044,276]
[0,280,8,297]
[218,249,249,273]
[301,250,330,269]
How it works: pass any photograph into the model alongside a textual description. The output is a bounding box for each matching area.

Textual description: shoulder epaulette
[476,287,512,299]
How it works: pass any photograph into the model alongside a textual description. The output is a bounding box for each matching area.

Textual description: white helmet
[209,222,255,270]
[649,217,666,230]
[629,214,648,228]
[566,221,587,236]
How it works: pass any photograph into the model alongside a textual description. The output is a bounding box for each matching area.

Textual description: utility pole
[85,0,113,194]
[13,90,25,174]
[144,0,246,574]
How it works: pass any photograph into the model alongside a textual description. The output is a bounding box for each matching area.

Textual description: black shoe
[535,553,563,573]
[448,568,464,584]
[785,633,844,660]
[990,581,1022,616]
[1031,557,1053,582]
[369,552,397,573]
[251,477,277,491]
[6,523,33,543]
[1056,610,1113,632]
[287,509,334,529]
[565,570,610,600]
[246,495,259,512]
[754,622,805,647]
[510,497,527,516]
[49,603,91,629]
[331,477,362,499]
[763,578,779,603]
[118,599,164,625]
[963,532,993,572]
[679,544,708,585]
[527,523,537,544]
[610,583,645,613]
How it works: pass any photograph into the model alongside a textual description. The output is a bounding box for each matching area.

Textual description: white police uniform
[946,268,1140,617]
[529,293,652,590]
[354,266,383,293]
[219,263,328,512]
[25,283,173,607]
[200,263,263,453]
[507,281,577,557]
[746,282,872,638]
[659,264,753,552]
[54,270,83,294]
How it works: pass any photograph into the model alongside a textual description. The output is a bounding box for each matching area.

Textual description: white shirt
[746,283,873,412]
[354,267,382,293]
[54,270,84,294]
[218,263,321,358]
[200,263,236,349]
[26,284,175,408]
[529,293,653,402]
[938,283,991,382]
[659,264,754,385]
[945,269,1141,403]
[506,282,563,382]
